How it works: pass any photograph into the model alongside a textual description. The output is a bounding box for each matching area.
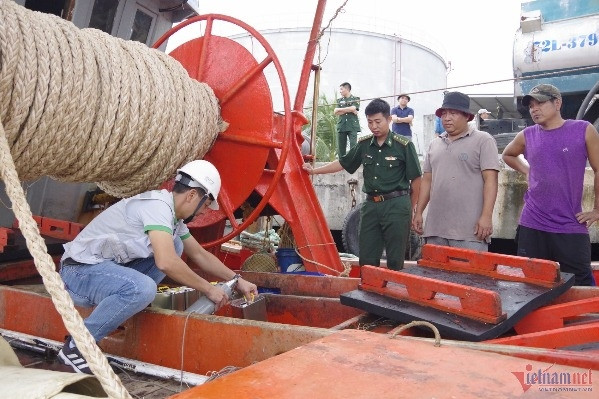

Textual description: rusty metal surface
[170,329,597,398]
[0,286,331,375]
[213,292,363,328]
[341,266,575,341]
[550,286,599,304]
[260,294,363,328]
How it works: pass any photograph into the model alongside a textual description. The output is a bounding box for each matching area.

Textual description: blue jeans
[59,237,183,342]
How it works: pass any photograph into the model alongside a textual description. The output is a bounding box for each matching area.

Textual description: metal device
[185,277,239,314]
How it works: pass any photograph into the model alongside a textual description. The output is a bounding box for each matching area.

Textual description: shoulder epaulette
[391,134,410,146]
[358,134,373,143]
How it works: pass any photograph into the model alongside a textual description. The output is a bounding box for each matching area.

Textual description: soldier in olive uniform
[334,82,361,157]
[304,98,422,270]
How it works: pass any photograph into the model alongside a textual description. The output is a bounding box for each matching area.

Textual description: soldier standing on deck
[304,98,422,270]
[334,82,361,157]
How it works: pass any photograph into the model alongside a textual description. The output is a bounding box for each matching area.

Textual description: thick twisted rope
[0,123,128,398]
[0,0,226,196]
[390,321,442,346]
[0,1,228,397]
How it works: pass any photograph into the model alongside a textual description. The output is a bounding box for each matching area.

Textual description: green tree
[303,93,339,161]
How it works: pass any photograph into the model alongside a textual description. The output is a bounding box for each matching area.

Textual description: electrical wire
[299,64,599,111]
[179,305,199,391]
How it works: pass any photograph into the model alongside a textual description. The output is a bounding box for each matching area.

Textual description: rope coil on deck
[0,0,226,197]
[0,1,228,397]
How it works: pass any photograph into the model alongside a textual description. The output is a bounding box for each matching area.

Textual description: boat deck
[3,274,599,398]
[13,346,193,398]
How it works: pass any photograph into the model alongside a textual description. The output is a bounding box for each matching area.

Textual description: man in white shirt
[58,160,257,373]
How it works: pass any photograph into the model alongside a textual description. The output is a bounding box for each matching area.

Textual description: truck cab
[514,0,599,127]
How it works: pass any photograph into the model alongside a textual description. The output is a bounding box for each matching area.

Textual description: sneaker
[57,336,92,374]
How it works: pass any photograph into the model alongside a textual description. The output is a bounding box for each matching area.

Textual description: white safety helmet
[176,160,221,210]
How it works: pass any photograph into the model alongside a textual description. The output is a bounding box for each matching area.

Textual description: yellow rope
[0,1,228,397]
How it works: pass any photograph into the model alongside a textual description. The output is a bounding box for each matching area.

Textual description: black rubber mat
[340,266,575,341]
[0,231,65,263]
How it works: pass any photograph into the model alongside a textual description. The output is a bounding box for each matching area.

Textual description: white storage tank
[229,26,447,155]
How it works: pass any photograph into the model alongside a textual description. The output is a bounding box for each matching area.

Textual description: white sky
[193,0,525,95]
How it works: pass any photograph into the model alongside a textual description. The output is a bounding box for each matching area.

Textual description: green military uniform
[336,95,361,157]
[339,133,422,270]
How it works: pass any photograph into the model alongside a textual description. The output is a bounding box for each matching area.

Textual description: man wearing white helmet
[57,160,258,374]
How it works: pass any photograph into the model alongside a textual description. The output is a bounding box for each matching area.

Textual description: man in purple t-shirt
[502,84,599,286]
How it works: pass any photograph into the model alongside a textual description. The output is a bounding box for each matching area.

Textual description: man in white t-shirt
[469,108,493,130]
[58,160,257,373]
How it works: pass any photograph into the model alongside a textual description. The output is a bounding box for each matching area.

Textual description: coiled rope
[1,1,227,397]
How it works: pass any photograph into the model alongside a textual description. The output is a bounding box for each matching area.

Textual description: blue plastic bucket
[275,248,302,273]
